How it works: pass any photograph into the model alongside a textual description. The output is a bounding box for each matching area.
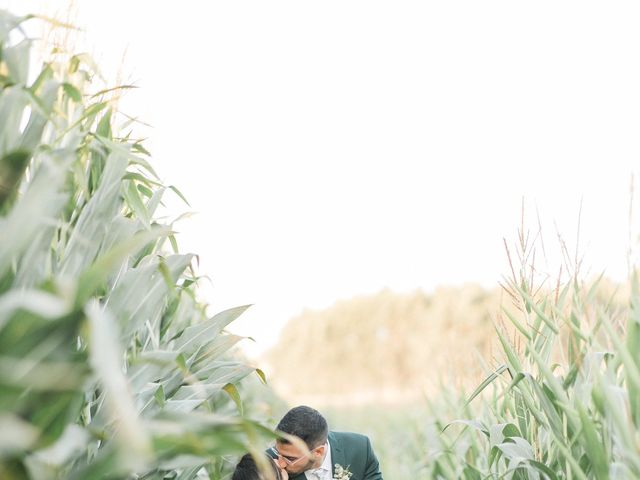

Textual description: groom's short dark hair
[276,405,328,448]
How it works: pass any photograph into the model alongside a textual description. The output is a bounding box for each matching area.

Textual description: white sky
[6,1,640,357]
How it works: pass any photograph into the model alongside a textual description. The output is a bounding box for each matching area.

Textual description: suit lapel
[328,431,346,478]
[292,433,343,480]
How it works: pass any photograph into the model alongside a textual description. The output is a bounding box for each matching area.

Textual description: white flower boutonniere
[333,464,353,480]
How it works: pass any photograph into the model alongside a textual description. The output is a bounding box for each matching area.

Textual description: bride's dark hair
[232,453,283,480]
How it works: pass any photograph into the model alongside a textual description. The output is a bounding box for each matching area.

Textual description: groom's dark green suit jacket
[289,431,383,480]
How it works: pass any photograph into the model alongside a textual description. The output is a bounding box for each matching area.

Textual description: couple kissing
[233,405,383,480]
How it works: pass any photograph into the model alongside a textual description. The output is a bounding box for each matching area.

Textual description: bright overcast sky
[6,1,640,357]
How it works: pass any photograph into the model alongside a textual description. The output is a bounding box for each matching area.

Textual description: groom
[269,405,383,480]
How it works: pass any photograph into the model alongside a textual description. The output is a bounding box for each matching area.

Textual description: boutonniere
[333,464,353,480]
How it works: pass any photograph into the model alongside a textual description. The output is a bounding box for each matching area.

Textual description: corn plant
[428,226,639,479]
[0,11,274,480]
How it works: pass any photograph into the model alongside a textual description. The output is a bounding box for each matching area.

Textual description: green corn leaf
[255,368,267,385]
[223,383,243,415]
[123,179,151,226]
[96,109,112,138]
[576,404,609,480]
[75,226,169,307]
[0,149,30,209]
[502,307,532,340]
[175,305,252,354]
[466,364,508,405]
[62,82,82,102]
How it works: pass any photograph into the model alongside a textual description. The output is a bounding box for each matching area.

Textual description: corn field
[424,230,640,479]
[3,7,640,480]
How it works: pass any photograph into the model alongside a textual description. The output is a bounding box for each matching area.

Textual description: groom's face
[274,440,324,475]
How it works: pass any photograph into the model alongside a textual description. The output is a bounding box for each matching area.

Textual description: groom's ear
[314,443,327,458]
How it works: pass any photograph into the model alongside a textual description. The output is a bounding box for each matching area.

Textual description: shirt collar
[307,442,332,477]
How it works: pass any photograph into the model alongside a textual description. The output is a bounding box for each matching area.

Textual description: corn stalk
[0,11,273,480]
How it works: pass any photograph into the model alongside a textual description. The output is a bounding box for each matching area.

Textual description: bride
[232,453,289,480]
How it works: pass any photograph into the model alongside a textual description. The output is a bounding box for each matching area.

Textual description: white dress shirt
[305,442,332,480]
